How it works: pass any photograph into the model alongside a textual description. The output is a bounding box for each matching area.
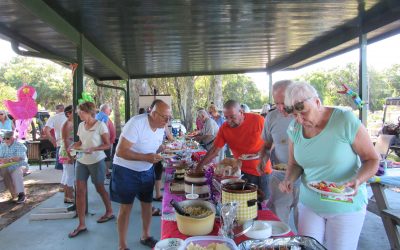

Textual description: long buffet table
[160,165,294,245]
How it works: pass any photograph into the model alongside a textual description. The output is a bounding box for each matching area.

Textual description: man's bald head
[223,100,244,128]
[150,100,172,128]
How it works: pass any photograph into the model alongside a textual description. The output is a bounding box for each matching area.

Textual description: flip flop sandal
[152,207,161,216]
[140,236,158,248]
[68,228,87,238]
[96,214,115,223]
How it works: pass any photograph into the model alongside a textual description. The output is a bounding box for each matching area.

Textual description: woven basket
[222,183,258,223]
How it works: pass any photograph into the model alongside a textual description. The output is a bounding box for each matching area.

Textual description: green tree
[0,56,72,109]
[0,82,17,110]
[222,74,266,109]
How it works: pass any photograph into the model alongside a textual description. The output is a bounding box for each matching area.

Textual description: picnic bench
[26,141,56,170]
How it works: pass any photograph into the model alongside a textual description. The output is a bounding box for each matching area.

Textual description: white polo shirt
[45,112,67,147]
[113,114,165,172]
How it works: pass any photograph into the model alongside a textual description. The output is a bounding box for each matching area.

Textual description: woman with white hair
[279,82,379,250]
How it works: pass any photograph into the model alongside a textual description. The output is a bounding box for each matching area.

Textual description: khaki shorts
[76,159,106,184]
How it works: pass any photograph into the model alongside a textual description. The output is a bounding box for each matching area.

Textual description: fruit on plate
[311,181,346,193]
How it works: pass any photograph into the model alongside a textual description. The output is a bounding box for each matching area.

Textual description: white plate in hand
[264,221,291,236]
[307,180,355,196]
[239,154,259,160]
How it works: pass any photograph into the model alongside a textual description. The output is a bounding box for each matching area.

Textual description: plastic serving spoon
[185,184,199,199]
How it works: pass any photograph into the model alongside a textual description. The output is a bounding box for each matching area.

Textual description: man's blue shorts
[110,164,154,204]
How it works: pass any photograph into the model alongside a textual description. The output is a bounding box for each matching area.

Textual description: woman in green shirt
[279,82,379,250]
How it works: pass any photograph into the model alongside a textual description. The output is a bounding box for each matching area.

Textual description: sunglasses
[284,97,314,114]
[0,113,4,116]
[3,137,11,140]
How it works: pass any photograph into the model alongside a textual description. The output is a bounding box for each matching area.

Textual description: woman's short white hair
[197,109,209,118]
[284,81,319,106]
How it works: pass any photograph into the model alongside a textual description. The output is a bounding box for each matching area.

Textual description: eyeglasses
[3,137,11,140]
[284,97,314,114]
[155,111,172,121]
[0,113,4,116]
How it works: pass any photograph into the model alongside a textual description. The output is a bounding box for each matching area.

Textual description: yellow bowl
[175,200,216,236]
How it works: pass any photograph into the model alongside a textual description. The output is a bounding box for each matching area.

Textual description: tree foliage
[0,57,72,109]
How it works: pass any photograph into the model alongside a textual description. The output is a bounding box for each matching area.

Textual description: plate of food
[0,162,18,169]
[161,153,177,159]
[238,154,259,161]
[307,180,355,196]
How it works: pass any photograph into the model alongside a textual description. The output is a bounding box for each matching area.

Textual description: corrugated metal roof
[0,0,399,80]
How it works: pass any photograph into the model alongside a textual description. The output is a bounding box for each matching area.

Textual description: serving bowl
[174,200,216,236]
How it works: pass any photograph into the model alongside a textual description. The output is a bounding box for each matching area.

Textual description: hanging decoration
[78,92,94,104]
[4,84,38,139]
[337,84,364,109]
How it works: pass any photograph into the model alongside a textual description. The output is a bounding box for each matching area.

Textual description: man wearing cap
[0,131,27,203]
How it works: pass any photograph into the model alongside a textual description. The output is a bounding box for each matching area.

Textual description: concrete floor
[0,164,398,250]
[0,164,161,250]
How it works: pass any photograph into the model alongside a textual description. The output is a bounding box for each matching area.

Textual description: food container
[238,236,327,250]
[179,236,239,250]
[243,220,272,240]
[174,200,216,236]
[222,183,258,224]
[184,169,210,200]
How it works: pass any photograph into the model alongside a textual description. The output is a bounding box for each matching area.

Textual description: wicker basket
[222,183,258,224]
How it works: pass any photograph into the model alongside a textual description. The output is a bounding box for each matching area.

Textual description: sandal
[140,236,158,248]
[151,207,161,216]
[68,228,87,238]
[96,214,115,223]
[153,196,163,202]
[64,198,74,204]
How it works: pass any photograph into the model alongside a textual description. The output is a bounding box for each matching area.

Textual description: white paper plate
[154,238,183,250]
[239,154,259,160]
[161,153,177,159]
[264,220,291,236]
[307,180,355,196]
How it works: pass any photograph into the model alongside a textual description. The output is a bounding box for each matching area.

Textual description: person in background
[138,108,146,115]
[196,100,272,202]
[258,80,299,226]
[279,82,379,250]
[240,103,251,113]
[208,104,224,127]
[68,102,114,238]
[0,110,15,133]
[194,110,219,151]
[44,104,67,170]
[96,104,116,184]
[0,131,27,203]
[110,100,171,249]
[58,105,75,204]
[260,104,271,118]
[195,108,205,131]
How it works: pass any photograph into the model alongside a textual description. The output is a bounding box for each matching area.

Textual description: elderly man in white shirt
[110,100,171,249]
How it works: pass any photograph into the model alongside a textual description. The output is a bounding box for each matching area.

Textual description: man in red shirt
[196,100,272,201]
